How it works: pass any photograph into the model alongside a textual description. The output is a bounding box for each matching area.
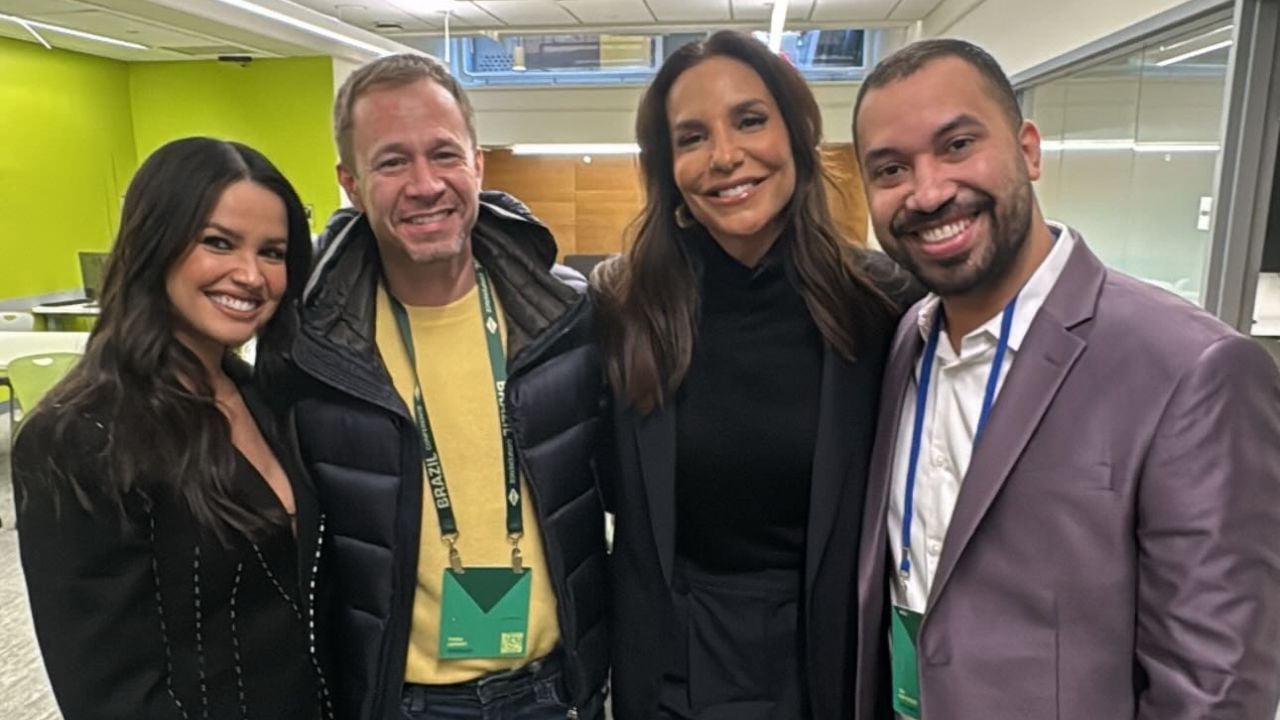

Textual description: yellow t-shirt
[375,282,561,685]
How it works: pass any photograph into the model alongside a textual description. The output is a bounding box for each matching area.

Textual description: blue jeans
[400,653,573,720]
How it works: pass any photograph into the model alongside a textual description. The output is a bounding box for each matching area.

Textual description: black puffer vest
[271,197,610,720]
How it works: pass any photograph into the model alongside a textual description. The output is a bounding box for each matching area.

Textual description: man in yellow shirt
[264,54,609,720]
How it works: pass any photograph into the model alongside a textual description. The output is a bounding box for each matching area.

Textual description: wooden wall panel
[576,156,643,256]
[821,144,870,247]
[481,144,867,259]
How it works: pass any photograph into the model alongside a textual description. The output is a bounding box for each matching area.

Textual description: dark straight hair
[594,30,895,412]
[22,136,312,540]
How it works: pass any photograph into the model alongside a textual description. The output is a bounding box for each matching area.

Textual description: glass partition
[1021,13,1233,305]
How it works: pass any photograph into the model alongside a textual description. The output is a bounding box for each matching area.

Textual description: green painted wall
[0,50,338,301]
[0,37,137,299]
[129,56,338,235]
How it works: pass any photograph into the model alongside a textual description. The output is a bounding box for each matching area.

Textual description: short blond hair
[333,53,477,169]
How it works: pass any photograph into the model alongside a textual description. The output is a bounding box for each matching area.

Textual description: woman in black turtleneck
[592,31,920,720]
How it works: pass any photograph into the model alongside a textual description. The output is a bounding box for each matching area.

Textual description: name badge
[439,567,532,660]
[891,605,923,718]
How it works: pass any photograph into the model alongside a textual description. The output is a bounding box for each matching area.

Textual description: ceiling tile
[887,0,946,21]
[732,0,819,23]
[646,0,729,23]
[810,0,896,22]
[0,0,90,15]
[25,9,249,51]
[473,0,580,26]
[556,0,653,25]
[0,19,187,60]
[434,3,504,28]
[282,0,443,32]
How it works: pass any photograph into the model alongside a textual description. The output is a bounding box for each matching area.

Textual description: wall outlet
[1197,196,1213,231]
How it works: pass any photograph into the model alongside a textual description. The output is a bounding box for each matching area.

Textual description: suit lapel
[239,379,315,599]
[926,237,1104,608]
[858,308,924,612]
[805,344,873,602]
[633,405,677,586]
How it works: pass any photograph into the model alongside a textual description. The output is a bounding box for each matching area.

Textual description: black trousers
[656,559,812,720]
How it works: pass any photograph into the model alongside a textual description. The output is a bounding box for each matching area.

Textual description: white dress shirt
[887,222,1075,614]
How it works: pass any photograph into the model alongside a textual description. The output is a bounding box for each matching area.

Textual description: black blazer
[13,363,330,720]
[603,253,918,720]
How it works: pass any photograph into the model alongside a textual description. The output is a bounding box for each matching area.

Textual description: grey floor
[0,417,62,720]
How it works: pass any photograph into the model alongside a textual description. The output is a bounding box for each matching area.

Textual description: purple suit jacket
[855,235,1280,720]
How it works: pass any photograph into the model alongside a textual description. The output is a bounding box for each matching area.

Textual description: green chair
[3,352,79,530]
[8,352,81,426]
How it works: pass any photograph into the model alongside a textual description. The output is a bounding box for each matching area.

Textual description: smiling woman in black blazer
[13,137,329,720]
[591,31,920,720]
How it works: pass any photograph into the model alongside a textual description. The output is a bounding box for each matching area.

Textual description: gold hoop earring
[674,203,696,229]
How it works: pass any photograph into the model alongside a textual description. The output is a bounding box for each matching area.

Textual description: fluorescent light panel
[1040,139,1220,153]
[0,13,148,50]
[209,0,390,56]
[510,143,640,155]
[1156,39,1233,67]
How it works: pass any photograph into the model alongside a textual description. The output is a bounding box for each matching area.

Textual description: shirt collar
[916,220,1076,352]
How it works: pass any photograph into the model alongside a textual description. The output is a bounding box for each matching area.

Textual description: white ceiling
[0,0,948,62]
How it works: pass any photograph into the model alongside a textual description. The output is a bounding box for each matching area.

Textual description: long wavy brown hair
[18,137,312,540]
[594,30,894,412]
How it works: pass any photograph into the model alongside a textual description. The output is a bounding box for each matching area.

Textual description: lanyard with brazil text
[388,261,524,574]
[898,294,1019,584]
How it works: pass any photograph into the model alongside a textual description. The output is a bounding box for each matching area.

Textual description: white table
[29,301,99,330]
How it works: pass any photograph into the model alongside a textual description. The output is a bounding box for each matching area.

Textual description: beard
[885,176,1035,297]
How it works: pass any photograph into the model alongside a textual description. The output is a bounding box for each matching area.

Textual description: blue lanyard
[899,296,1018,582]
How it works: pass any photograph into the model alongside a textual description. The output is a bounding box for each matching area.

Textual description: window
[448,29,875,87]
[458,34,661,85]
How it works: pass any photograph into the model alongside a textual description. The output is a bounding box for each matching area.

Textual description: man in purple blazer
[851,39,1280,720]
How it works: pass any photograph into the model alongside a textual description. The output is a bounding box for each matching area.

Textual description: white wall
[333,57,361,94]
[922,0,1199,76]
[468,82,862,146]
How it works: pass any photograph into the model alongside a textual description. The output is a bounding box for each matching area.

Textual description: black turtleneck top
[674,230,824,573]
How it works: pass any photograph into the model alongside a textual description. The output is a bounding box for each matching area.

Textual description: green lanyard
[388,261,524,574]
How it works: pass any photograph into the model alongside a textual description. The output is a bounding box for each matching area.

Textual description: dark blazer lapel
[284,406,323,596]
[238,373,315,599]
[805,343,875,602]
[858,307,924,612]
[633,404,678,586]
[926,237,1104,609]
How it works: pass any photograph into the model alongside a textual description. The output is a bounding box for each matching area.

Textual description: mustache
[890,193,993,237]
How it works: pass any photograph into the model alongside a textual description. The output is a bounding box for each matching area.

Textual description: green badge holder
[891,605,923,718]
[439,568,532,659]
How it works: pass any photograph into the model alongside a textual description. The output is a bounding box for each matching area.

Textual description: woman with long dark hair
[593,31,919,719]
[13,137,330,720]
